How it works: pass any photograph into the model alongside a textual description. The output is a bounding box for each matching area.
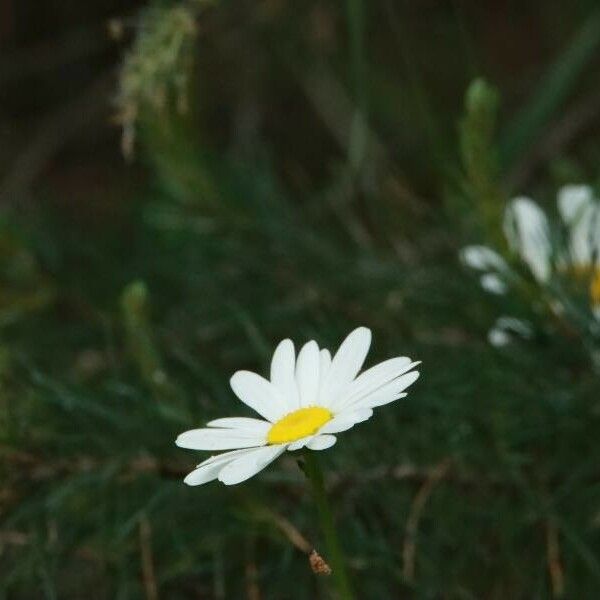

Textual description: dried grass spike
[309,549,332,576]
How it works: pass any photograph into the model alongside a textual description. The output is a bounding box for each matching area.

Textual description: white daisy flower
[461,184,600,323]
[176,327,420,486]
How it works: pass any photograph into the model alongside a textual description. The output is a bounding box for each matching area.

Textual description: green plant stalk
[459,78,506,250]
[121,280,164,387]
[303,452,355,600]
[346,0,367,171]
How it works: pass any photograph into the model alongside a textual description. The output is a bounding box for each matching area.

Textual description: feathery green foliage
[459,78,505,246]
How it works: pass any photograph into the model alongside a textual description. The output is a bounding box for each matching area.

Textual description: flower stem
[303,451,355,600]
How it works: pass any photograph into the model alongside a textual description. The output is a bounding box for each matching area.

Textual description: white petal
[287,436,313,451]
[570,212,600,266]
[480,273,507,295]
[306,435,337,451]
[495,316,532,338]
[460,245,508,271]
[184,466,222,486]
[319,408,373,434]
[183,448,255,486]
[488,316,533,347]
[504,197,551,282]
[348,371,419,410]
[557,184,594,224]
[488,327,511,347]
[332,357,418,411]
[176,428,266,451]
[230,371,288,422]
[559,190,600,266]
[296,341,320,407]
[321,327,371,406]
[218,445,286,485]
[317,349,332,398]
[195,448,253,468]
[270,339,300,411]
[206,417,271,435]
[368,392,408,408]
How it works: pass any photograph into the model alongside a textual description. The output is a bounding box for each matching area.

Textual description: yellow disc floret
[267,407,332,445]
[568,263,600,311]
[591,267,600,309]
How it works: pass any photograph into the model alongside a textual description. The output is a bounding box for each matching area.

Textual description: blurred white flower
[488,327,511,347]
[462,184,600,318]
[557,185,600,316]
[557,184,599,268]
[459,247,509,294]
[176,327,420,486]
[504,196,552,283]
[460,245,508,272]
[480,273,508,295]
[488,316,533,347]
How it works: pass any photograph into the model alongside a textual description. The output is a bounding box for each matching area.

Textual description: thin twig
[402,458,452,582]
[244,562,261,600]
[213,542,226,600]
[244,546,261,600]
[139,515,159,600]
[546,520,565,598]
[256,507,312,554]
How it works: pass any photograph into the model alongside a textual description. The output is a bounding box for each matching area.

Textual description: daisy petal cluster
[461,184,600,344]
[176,327,420,486]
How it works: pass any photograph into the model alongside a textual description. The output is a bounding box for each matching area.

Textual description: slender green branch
[303,452,355,600]
[346,0,367,171]
[459,78,506,249]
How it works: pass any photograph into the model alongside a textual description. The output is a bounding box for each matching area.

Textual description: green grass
[2,1,600,598]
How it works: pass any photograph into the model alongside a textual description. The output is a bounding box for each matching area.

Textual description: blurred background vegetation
[2,0,600,598]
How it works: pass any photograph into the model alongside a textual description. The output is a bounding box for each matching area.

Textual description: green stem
[303,452,355,600]
[346,0,367,171]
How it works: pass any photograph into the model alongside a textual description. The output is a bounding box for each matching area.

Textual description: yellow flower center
[267,407,332,444]
[570,264,600,308]
[591,268,600,308]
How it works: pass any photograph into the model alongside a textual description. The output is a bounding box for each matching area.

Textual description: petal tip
[356,326,372,338]
[175,432,191,448]
[183,473,200,486]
